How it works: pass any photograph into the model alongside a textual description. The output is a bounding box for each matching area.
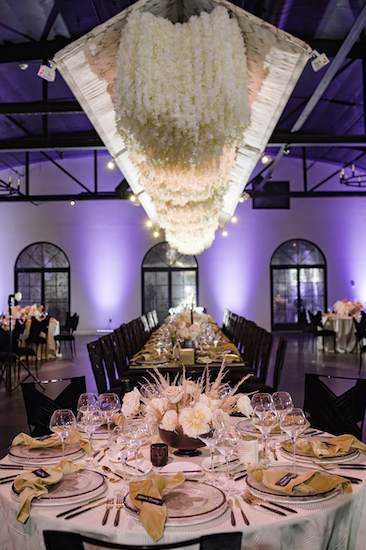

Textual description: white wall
[0,155,364,333]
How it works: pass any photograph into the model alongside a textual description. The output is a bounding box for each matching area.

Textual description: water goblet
[109,426,132,487]
[123,418,150,472]
[49,408,76,457]
[76,405,103,464]
[251,393,274,409]
[272,391,294,452]
[77,392,98,410]
[251,405,278,465]
[280,408,307,466]
[98,393,120,435]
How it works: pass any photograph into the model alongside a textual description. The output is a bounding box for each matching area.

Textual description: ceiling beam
[269,134,366,147]
[0,101,83,116]
[0,37,83,63]
[0,133,104,151]
[291,3,366,133]
[0,192,130,202]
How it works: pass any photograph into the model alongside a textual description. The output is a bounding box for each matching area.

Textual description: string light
[146,220,153,228]
[222,230,228,237]
[106,158,115,170]
[70,200,75,206]
[231,216,237,223]
[261,153,271,164]
[153,231,160,238]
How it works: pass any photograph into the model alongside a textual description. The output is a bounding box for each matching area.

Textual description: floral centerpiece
[167,310,210,343]
[121,364,252,444]
[333,299,364,317]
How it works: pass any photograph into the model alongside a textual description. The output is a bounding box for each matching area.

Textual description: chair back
[109,330,129,377]
[43,530,242,550]
[272,336,287,392]
[257,331,274,384]
[303,373,366,439]
[87,340,108,394]
[99,334,119,385]
[21,376,86,437]
[241,321,260,369]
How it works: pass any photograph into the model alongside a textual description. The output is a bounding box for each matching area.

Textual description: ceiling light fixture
[19,62,28,71]
[231,216,237,223]
[146,220,153,228]
[261,152,271,164]
[340,165,366,187]
[106,158,115,170]
[153,231,160,238]
[222,230,228,237]
[70,200,75,205]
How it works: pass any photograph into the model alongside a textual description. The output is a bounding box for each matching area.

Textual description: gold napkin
[12,430,89,452]
[129,473,185,541]
[15,459,85,523]
[281,434,366,458]
[111,412,125,426]
[133,351,159,362]
[247,463,352,496]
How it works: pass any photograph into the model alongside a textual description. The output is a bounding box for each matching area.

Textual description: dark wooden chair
[21,376,86,437]
[303,373,366,439]
[43,530,242,550]
[353,317,366,374]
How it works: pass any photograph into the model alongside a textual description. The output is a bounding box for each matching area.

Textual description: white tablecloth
[319,315,357,353]
[1,434,366,550]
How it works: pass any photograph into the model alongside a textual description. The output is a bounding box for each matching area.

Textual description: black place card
[136,494,163,506]
[275,473,298,487]
[32,468,50,478]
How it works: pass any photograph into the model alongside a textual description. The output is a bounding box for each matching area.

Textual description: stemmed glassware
[197,427,218,485]
[280,407,307,466]
[213,428,239,494]
[251,393,274,409]
[76,405,103,465]
[109,426,133,492]
[123,418,150,473]
[251,404,278,465]
[272,392,293,421]
[49,408,76,457]
[77,392,98,409]
[98,393,120,435]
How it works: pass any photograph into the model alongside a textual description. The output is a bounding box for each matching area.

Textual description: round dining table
[319,314,358,353]
[0,429,366,550]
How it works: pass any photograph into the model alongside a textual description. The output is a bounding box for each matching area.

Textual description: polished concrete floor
[0,331,364,458]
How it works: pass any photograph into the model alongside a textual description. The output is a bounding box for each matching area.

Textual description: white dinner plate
[124,480,227,525]
[280,445,360,464]
[201,456,242,473]
[134,358,170,366]
[112,457,152,476]
[246,465,341,504]
[11,470,107,506]
[8,443,85,465]
[159,461,205,477]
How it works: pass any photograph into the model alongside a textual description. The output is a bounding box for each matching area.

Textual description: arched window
[142,242,198,323]
[270,239,327,331]
[15,242,70,321]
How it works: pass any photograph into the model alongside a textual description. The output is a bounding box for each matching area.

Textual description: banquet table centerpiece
[332,299,364,317]
[121,363,252,455]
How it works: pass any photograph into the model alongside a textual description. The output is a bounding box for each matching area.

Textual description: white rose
[237,394,252,417]
[179,403,212,438]
[149,397,170,415]
[160,410,179,431]
[164,385,184,403]
[186,380,198,395]
[121,387,140,417]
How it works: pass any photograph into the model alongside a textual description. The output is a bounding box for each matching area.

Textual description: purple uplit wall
[0,155,365,332]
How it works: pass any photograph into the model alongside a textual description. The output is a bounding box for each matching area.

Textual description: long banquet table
[1,428,366,550]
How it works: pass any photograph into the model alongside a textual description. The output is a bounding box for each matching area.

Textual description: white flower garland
[114,6,249,254]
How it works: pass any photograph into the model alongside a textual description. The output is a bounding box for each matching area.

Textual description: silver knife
[56,496,106,518]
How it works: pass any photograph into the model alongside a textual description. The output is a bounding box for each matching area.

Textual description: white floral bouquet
[121,364,252,439]
[167,310,209,342]
[333,299,364,316]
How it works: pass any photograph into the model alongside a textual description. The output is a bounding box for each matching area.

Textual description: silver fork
[114,493,124,526]
[102,498,114,525]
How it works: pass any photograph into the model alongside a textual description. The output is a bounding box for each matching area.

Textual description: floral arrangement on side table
[333,299,364,316]
[121,363,252,440]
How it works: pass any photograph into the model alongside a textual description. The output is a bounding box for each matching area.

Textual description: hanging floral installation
[114,6,250,254]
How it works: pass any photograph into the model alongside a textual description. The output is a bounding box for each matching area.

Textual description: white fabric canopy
[54,0,311,231]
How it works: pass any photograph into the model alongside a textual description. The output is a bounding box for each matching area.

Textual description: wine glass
[77,392,98,410]
[197,427,218,485]
[251,405,278,465]
[213,428,239,495]
[49,409,76,457]
[123,418,150,473]
[98,393,121,435]
[280,408,307,466]
[251,393,274,410]
[109,426,133,485]
[76,406,103,465]
[272,392,293,420]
